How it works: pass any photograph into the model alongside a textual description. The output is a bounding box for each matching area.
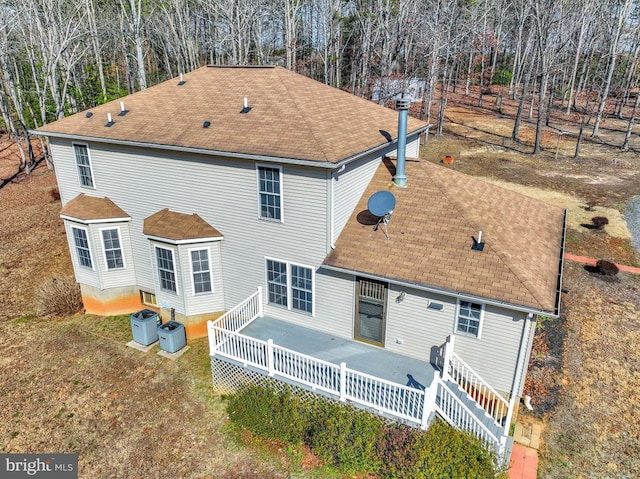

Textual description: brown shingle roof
[143,209,222,241]
[36,66,427,163]
[60,194,129,221]
[324,159,565,313]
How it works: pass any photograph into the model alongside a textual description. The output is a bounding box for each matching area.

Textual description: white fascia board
[145,234,223,245]
[60,215,131,224]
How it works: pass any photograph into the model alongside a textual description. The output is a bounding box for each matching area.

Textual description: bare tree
[591,0,634,137]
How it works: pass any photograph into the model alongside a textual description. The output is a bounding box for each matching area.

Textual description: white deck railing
[209,292,507,460]
[211,326,432,426]
[442,335,509,428]
[435,380,501,450]
[208,287,263,354]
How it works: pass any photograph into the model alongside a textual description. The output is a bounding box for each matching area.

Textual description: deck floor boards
[240,316,437,390]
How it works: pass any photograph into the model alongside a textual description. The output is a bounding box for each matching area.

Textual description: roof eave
[31,124,431,170]
[60,214,131,224]
[553,209,568,317]
[330,124,431,170]
[320,263,559,317]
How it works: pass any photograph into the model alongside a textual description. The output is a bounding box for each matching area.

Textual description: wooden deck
[207,289,512,462]
[240,316,437,390]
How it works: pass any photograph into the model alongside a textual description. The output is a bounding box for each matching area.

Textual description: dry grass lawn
[0,313,314,478]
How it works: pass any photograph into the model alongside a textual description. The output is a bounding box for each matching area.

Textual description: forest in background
[2,0,640,170]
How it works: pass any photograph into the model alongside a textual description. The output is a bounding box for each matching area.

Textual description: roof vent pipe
[393,98,411,188]
[240,97,251,114]
[105,113,114,127]
[118,101,128,116]
[472,230,485,251]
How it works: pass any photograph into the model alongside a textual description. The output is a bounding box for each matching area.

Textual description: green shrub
[419,419,501,479]
[379,420,501,479]
[305,400,383,474]
[226,385,504,478]
[226,384,305,444]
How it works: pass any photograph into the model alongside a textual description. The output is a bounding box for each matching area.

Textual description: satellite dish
[368,191,396,217]
[367,190,396,240]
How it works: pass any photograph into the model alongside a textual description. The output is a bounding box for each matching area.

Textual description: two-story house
[35,65,565,461]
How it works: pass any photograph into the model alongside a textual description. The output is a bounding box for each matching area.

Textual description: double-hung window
[266,259,313,314]
[155,246,177,293]
[257,165,282,221]
[190,248,212,294]
[456,301,484,337]
[291,265,313,313]
[74,144,94,188]
[101,228,124,270]
[72,226,93,269]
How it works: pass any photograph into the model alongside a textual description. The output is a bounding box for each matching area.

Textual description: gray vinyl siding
[386,282,526,393]
[149,241,184,312]
[454,305,526,394]
[178,242,225,316]
[332,156,381,244]
[331,134,421,245]
[386,134,421,159]
[321,278,527,394]
[91,223,136,289]
[50,139,329,316]
[405,136,420,158]
[64,221,100,288]
[516,317,537,396]
[63,219,136,290]
[385,284,457,360]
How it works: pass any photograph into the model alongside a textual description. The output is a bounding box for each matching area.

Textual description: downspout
[330,164,346,249]
[503,312,534,435]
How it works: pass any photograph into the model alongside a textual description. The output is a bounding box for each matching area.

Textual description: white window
[456,301,484,338]
[257,165,282,221]
[190,248,212,294]
[266,259,313,314]
[291,265,313,313]
[141,290,157,306]
[101,228,124,270]
[74,144,94,188]
[71,226,93,269]
[266,259,288,307]
[155,246,177,293]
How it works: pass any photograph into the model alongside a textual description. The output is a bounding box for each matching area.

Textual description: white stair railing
[435,379,501,451]
[442,335,509,427]
[208,287,263,354]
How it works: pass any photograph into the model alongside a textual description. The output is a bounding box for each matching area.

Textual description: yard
[1,90,639,477]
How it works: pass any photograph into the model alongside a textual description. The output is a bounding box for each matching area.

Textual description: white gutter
[60,215,131,224]
[329,164,346,249]
[30,125,430,171]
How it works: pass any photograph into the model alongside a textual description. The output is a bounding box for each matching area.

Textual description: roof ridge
[274,68,331,162]
[420,161,546,309]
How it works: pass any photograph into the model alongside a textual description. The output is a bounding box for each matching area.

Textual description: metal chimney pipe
[394,98,411,187]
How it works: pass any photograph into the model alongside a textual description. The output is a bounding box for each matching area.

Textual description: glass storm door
[354,278,387,346]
